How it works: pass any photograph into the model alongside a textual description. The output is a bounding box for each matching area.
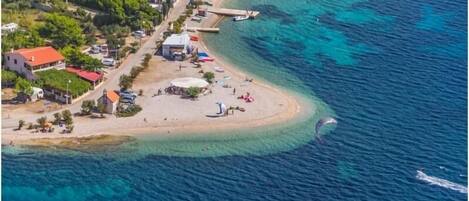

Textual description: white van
[101,58,115,66]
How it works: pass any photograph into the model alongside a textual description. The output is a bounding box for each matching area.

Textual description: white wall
[4,53,35,80]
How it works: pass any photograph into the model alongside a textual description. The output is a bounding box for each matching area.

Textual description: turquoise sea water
[3,0,467,200]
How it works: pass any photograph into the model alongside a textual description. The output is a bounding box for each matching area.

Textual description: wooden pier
[207,8,260,17]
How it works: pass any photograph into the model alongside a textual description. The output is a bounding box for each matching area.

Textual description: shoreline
[1,0,317,148]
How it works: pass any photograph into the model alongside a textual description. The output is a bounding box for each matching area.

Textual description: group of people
[238,92,254,103]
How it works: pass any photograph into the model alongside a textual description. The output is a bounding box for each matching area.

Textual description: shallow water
[3,0,467,200]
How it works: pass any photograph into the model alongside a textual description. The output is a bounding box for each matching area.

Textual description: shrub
[36,116,48,131]
[116,104,142,117]
[130,66,143,79]
[53,112,62,125]
[119,74,133,90]
[80,100,96,115]
[186,87,200,99]
[202,72,215,83]
[2,70,17,85]
[62,109,73,126]
[18,120,25,130]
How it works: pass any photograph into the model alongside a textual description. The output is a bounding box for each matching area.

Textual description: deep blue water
[3,0,467,200]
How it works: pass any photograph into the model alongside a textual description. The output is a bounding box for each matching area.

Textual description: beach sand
[1,0,315,147]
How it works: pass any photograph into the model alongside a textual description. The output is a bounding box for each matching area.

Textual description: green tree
[97,102,106,117]
[60,46,103,71]
[15,77,33,96]
[62,109,73,126]
[36,116,48,131]
[53,112,62,125]
[130,66,142,79]
[18,120,25,130]
[119,74,133,90]
[1,70,17,84]
[38,13,85,48]
[81,100,96,115]
[186,86,200,99]
[1,30,45,53]
[203,72,215,83]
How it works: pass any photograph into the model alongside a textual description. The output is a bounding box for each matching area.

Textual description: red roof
[66,67,104,82]
[12,46,65,67]
[106,90,120,103]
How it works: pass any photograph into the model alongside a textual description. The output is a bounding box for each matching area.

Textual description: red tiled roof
[66,67,103,82]
[12,46,65,67]
[106,90,119,103]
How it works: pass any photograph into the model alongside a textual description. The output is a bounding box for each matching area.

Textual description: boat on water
[233,15,250,21]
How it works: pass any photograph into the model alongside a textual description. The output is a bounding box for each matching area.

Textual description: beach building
[1,23,18,33]
[162,33,191,60]
[66,67,104,89]
[97,89,120,114]
[4,46,65,80]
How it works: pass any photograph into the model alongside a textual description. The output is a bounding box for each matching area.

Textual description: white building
[4,46,66,80]
[162,33,191,59]
[97,89,120,114]
[1,23,18,33]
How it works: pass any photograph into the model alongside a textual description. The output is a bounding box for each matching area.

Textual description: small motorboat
[233,15,250,21]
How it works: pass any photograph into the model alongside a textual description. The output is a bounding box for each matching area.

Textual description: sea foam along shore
[1,0,318,148]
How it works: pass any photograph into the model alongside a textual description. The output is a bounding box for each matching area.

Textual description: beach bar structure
[162,33,191,60]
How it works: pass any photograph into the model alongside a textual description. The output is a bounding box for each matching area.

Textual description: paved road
[2,0,189,128]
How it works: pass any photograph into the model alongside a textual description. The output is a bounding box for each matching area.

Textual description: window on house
[14,59,17,64]
[7,56,10,61]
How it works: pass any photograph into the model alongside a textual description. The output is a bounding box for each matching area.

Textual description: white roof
[163,33,190,46]
[170,77,209,88]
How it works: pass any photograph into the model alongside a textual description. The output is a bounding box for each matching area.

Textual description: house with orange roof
[4,46,65,80]
[97,89,120,114]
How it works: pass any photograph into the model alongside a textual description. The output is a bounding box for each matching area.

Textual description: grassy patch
[35,69,91,98]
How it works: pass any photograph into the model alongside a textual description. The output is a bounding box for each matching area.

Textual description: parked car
[132,30,146,38]
[121,94,136,100]
[90,45,100,54]
[120,98,135,104]
[101,58,115,66]
[100,44,108,53]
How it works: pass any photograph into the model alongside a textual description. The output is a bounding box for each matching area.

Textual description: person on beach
[233,88,236,95]
[179,64,182,71]
[144,118,147,123]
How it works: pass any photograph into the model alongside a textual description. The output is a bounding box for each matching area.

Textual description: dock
[186,27,220,33]
[207,8,260,17]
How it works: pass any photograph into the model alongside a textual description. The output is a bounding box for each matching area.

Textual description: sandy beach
[1,0,314,146]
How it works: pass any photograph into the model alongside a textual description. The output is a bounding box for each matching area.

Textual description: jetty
[186,27,220,33]
[207,8,260,18]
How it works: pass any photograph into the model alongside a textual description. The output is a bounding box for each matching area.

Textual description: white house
[162,33,191,59]
[1,23,18,33]
[97,89,120,114]
[4,46,66,80]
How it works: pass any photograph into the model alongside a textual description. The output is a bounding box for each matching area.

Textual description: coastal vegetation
[15,77,33,96]
[18,120,25,130]
[116,104,142,117]
[119,74,133,90]
[60,46,103,71]
[35,69,91,98]
[2,70,18,86]
[38,13,85,48]
[80,100,96,115]
[186,86,200,99]
[203,72,215,83]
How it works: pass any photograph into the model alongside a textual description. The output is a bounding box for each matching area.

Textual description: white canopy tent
[170,77,209,89]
